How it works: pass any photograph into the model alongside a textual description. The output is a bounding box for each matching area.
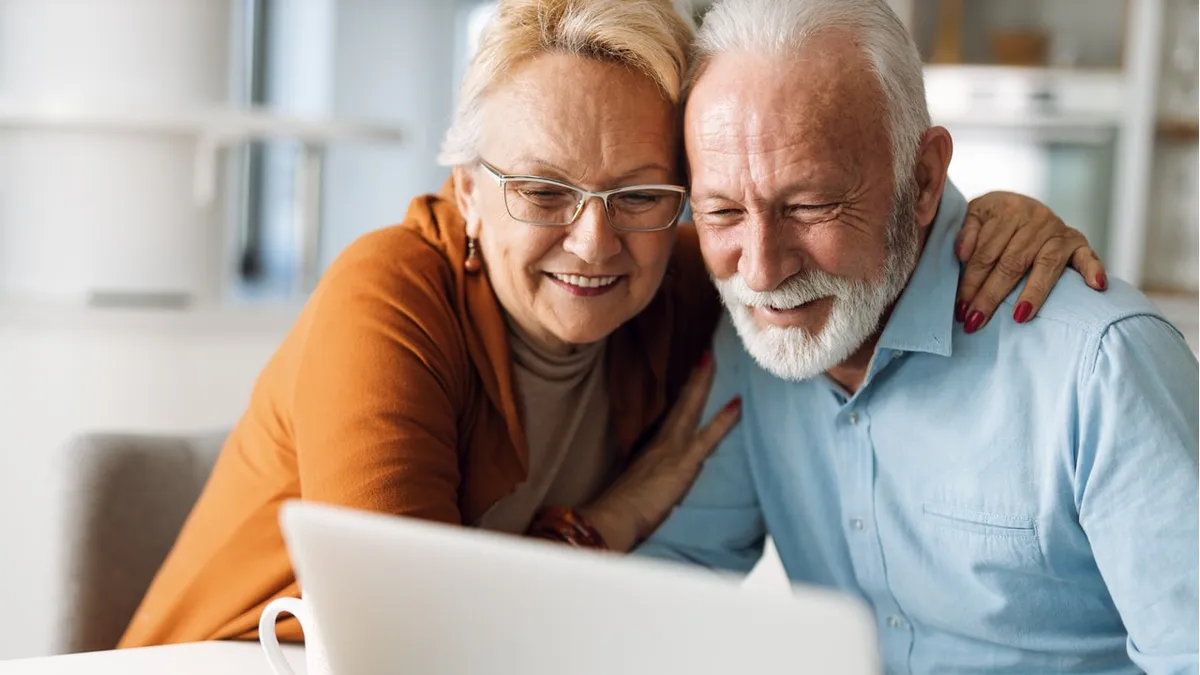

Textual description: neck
[824,330,881,395]
[825,224,933,394]
[505,313,588,357]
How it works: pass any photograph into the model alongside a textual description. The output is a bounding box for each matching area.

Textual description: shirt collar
[875,181,968,358]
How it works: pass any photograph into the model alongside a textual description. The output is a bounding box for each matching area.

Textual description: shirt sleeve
[635,318,767,573]
[290,230,465,525]
[1075,313,1199,674]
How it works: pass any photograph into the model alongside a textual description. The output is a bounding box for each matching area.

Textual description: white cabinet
[0,0,232,305]
[906,0,1197,292]
[0,0,411,308]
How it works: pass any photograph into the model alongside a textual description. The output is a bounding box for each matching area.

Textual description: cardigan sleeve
[291,227,468,524]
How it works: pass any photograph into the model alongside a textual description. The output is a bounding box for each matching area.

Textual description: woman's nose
[562,198,622,264]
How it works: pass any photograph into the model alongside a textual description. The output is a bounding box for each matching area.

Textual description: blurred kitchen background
[0,0,1195,661]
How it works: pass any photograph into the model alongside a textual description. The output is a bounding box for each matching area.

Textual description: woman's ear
[453,165,483,239]
[912,126,953,229]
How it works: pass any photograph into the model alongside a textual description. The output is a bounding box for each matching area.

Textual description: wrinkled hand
[581,353,741,552]
[956,191,1107,334]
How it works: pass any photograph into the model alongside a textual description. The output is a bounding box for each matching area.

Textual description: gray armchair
[52,432,225,653]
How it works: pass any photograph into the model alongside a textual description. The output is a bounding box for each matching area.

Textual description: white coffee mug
[260,595,331,675]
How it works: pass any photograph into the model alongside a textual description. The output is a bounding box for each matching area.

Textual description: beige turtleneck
[474,321,618,534]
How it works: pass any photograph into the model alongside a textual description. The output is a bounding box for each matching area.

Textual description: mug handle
[259,596,308,675]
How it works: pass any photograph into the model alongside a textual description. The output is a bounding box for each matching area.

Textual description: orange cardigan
[118,179,721,647]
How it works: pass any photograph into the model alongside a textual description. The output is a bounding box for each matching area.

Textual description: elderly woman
[120,0,1106,647]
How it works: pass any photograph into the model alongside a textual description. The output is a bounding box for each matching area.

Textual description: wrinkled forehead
[683,36,889,177]
[479,53,681,184]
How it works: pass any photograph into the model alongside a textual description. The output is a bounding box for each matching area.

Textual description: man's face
[685,34,921,381]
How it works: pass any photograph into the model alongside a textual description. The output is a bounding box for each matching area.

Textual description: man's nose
[739,216,802,292]
[562,198,622,264]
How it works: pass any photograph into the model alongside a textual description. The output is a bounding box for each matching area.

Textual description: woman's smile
[545,272,625,297]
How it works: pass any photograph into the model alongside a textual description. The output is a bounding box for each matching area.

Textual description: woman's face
[455,53,681,352]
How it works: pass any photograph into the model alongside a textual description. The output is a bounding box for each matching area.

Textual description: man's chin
[729,308,846,382]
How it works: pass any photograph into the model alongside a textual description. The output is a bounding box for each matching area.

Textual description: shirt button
[850,518,865,531]
[888,615,905,629]
[848,412,859,425]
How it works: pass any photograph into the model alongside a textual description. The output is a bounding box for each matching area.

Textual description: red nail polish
[699,350,712,368]
[723,396,742,412]
[964,310,986,334]
[1013,301,1033,324]
[1096,272,1108,291]
[955,300,968,323]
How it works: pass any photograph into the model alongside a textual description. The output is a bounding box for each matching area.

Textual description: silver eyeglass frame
[477,159,688,232]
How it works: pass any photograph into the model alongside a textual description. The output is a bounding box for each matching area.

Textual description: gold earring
[464,237,482,274]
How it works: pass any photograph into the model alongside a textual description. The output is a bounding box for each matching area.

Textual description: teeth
[551,273,619,289]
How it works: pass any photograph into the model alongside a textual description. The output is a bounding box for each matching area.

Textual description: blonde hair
[438,0,694,166]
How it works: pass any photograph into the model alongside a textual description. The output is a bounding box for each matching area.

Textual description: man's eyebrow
[690,182,847,207]
[690,191,738,202]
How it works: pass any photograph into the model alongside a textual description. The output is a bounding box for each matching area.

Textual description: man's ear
[912,126,953,228]
[453,165,483,239]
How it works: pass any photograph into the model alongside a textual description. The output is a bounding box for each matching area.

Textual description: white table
[0,642,306,675]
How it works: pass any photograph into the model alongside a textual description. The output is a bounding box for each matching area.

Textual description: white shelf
[0,296,301,335]
[0,101,407,143]
[0,102,409,204]
[924,65,1126,128]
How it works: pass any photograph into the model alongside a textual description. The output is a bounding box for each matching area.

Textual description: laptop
[276,501,881,675]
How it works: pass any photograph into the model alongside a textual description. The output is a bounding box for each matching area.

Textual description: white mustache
[715,270,858,310]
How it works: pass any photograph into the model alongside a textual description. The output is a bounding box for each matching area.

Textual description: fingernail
[723,396,742,412]
[1096,272,1108,291]
[955,300,968,323]
[699,350,712,368]
[1013,301,1033,324]
[964,310,986,334]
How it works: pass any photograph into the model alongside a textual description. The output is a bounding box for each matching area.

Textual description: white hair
[688,0,930,192]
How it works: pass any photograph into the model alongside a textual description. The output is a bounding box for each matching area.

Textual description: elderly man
[638,0,1200,673]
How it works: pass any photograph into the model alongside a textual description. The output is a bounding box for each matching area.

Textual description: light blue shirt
[638,184,1200,675]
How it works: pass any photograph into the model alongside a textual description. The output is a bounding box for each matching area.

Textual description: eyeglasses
[478,159,687,232]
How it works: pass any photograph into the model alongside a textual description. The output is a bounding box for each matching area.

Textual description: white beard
[713,191,922,382]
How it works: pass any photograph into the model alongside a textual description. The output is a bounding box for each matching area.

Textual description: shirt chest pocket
[919,502,1047,578]
[898,503,1049,634]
